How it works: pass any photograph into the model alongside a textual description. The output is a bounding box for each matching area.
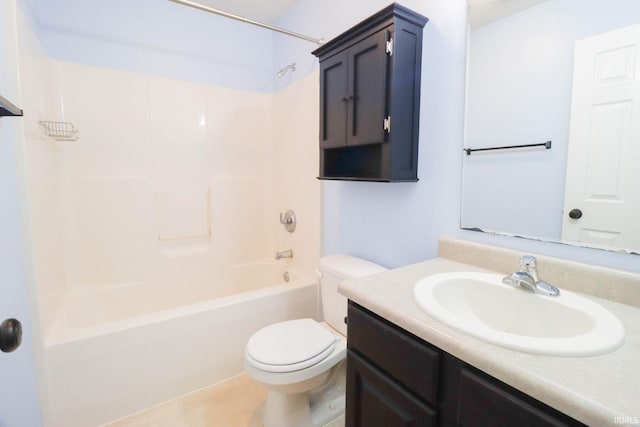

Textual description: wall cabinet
[312,4,427,181]
[346,301,587,427]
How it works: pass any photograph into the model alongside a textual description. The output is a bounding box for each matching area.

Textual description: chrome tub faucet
[502,255,560,297]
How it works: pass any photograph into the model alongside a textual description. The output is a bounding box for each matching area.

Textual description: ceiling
[196,0,297,24]
[468,0,549,28]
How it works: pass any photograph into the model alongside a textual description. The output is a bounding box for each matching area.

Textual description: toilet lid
[246,319,336,373]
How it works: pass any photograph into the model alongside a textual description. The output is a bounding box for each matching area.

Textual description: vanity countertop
[339,257,640,427]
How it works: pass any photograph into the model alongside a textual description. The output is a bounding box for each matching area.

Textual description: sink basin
[413,272,625,356]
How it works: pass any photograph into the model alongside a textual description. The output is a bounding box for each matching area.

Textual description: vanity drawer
[347,301,440,405]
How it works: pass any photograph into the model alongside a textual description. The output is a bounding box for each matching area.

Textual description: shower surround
[16,3,321,422]
[28,60,282,334]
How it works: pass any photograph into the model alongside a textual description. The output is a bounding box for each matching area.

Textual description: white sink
[413,272,625,356]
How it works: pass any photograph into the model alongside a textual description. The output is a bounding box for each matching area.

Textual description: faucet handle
[520,255,539,282]
[279,210,296,233]
[519,255,537,271]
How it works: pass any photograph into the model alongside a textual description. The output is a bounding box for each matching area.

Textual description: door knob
[568,209,583,220]
[0,318,22,353]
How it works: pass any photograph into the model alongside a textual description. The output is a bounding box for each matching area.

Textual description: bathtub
[44,260,319,427]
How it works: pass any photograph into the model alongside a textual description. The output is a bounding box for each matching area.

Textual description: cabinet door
[457,367,586,427]
[346,351,437,427]
[348,301,440,405]
[319,51,349,148]
[347,29,390,146]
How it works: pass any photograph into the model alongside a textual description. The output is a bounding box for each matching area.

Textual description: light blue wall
[459,0,640,274]
[34,0,275,92]
[276,0,468,268]
[272,1,390,92]
[1,1,44,425]
[463,0,640,241]
[277,0,640,273]
[30,0,640,272]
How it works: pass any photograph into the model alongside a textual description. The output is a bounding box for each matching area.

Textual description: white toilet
[244,254,387,427]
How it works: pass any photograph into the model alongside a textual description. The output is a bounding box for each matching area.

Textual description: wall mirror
[462,0,640,254]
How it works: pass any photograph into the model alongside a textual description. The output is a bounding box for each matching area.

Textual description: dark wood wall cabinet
[312,3,427,182]
[346,301,588,427]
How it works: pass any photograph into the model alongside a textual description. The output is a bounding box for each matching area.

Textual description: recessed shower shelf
[40,121,79,141]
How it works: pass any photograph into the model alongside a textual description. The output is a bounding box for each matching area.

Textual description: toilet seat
[246,319,337,373]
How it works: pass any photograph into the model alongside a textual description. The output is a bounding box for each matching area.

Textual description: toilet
[244,254,387,427]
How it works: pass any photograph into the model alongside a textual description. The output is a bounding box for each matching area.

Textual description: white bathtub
[44,261,319,427]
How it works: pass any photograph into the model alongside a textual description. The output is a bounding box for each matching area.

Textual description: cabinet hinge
[383,116,391,133]
[386,37,394,56]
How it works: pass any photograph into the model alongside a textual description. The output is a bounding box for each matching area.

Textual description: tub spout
[275,249,293,260]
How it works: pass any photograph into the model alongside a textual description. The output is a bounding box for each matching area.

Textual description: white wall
[463,0,640,240]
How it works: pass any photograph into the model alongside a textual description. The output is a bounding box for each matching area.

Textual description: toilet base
[263,383,345,427]
[261,361,346,427]
[310,383,346,427]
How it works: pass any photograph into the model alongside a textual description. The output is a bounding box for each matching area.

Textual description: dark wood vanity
[345,301,587,427]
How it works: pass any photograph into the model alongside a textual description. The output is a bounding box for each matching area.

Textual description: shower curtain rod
[167,0,324,45]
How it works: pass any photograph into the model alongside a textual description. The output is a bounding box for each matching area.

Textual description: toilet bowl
[244,255,387,427]
[245,319,347,427]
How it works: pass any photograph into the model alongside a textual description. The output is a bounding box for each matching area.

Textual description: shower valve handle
[279,210,296,233]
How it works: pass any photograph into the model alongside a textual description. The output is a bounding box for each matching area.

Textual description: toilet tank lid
[319,254,387,279]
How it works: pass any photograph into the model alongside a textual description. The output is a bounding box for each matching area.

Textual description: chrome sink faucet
[275,249,293,260]
[502,255,560,297]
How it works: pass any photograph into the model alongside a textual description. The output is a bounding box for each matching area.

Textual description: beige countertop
[339,257,640,427]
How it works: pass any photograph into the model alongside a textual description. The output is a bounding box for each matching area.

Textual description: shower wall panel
[150,78,210,242]
[271,72,321,276]
[31,61,275,320]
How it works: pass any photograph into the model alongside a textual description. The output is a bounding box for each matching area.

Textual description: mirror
[462,0,640,254]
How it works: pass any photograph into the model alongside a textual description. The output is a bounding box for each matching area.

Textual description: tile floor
[102,373,345,427]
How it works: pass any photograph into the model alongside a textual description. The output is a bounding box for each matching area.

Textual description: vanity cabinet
[312,3,427,181]
[346,302,587,427]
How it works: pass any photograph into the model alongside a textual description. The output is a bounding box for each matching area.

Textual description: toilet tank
[318,254,387,336]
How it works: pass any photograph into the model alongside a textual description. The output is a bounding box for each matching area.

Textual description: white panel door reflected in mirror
[561,24,640,249]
